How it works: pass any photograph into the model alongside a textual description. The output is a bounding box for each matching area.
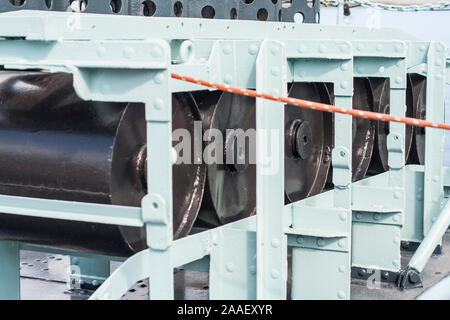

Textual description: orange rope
[171,72,450,131]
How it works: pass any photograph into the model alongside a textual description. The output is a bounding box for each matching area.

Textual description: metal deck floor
[17,230,450,300]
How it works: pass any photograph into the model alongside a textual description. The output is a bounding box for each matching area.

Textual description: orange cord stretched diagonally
[171,72,450,131]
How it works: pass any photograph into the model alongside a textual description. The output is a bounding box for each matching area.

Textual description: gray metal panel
[280,0,320,23]
[189,0,239,20]
[48,0,130,14]
[238,0,281,21]
[0,0,51,11]
[138,0,185,17]
[0,0,319,23]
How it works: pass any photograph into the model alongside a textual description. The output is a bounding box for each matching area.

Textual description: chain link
[320,0,450,11]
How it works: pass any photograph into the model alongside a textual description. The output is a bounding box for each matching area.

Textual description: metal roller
[195,82,332,225]
[407,74,426,165]
[196,91,256,225]
[368,78,414,173]
[351,78,376,181]
[0,71,205,256]
[285,82,332,203]
[325,79,375,184]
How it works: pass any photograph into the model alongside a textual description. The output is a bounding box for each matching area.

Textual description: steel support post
[423,42,446,235]
[255,40,287,300]
[399,199,450,289]
[351,44,407,274]
[386,58,407,272]
[288,42,354,299]
[0,241,20,300]
[409,199,450,272]
[143,68,174,299]
[329,87,353,301]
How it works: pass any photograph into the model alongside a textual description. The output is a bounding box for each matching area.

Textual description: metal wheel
[120,92,207,250]
[351,78,376,181]
[196,82,333,224]
[203,93,256,224]
[407,74,426,165]
[285,82,332,203]
[368,78,414,173]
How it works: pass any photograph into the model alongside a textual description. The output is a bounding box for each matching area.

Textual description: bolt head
[270,269,280,279]
[271,238,281,248]
[224,74,233,84]
[248,44,258,55]
[226,262,235,273]
[337,291,346,299]
[222,45,232,55]
[297,45,306,53]
[152,98,164,110]
[408,272,420,284]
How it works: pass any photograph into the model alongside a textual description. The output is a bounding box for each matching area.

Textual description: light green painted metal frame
[0,10,447,300]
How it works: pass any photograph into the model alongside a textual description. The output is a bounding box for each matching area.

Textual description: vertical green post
[143,67,175,299]
[423,42,446,236]
[255,40,287,299]
[387,53,407,272]
[0,241,20,300]
[332,80,353,300]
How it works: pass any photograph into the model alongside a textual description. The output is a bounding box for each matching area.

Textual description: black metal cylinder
[0,71,205,257]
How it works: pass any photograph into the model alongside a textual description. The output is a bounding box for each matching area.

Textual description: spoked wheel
[407,74,426,165]
[285,82,333,203]
[197,91,256,225]
[368,78,414,173]
[352,78,376,181]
